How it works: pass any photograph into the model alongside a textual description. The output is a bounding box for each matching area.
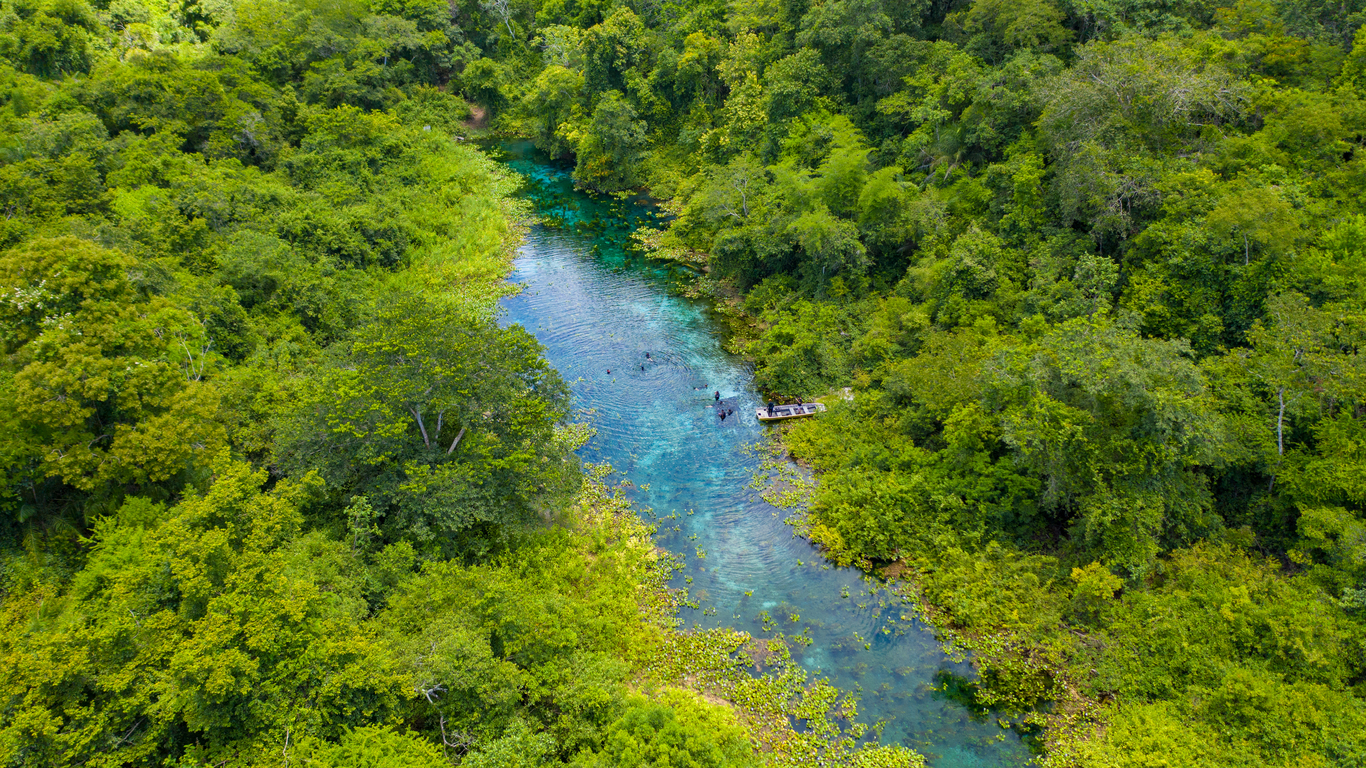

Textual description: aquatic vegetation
[646,631,926,768]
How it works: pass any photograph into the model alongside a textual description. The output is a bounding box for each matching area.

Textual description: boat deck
[755,402,827,422]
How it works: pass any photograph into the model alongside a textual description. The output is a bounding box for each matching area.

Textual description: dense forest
[525,0,1366,763]
[0,2,914,767]
[1,0,1364,764]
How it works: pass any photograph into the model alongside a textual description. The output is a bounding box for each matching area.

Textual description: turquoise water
[495,141,1033,767]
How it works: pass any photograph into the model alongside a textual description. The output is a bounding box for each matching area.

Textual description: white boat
[755,402,826,422]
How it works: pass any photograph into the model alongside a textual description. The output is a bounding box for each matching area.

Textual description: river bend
[495,141,1033,768]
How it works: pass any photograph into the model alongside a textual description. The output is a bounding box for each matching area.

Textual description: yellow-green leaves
[0,237,225,507]
[1207,185,1300,265]
[0,458,408,766]
[1070,561,1122,601]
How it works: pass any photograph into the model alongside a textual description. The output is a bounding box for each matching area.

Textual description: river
[494,141,1034,768]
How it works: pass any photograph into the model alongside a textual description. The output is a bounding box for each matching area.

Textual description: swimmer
[714,391,720,401]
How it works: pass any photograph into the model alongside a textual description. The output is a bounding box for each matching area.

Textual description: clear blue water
[494,141,1033,767]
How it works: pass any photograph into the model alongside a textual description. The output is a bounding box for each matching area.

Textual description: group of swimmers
[604,354,739,423]
[712,390,735,421]
[606,352,652,376]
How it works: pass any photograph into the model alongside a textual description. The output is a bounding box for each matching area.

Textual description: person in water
[715,391,720,401]
[719,410,727,421]
[645,352,652,361]
[641,365,645,371]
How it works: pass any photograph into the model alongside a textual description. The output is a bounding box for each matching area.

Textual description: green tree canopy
[275,292,574,558]
[0,237,224,517]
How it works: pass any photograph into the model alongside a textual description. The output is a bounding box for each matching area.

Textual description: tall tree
[275,293,573,557]
[0,237,224,518]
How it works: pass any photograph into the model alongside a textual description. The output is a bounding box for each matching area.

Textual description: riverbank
[559,464,929,767]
